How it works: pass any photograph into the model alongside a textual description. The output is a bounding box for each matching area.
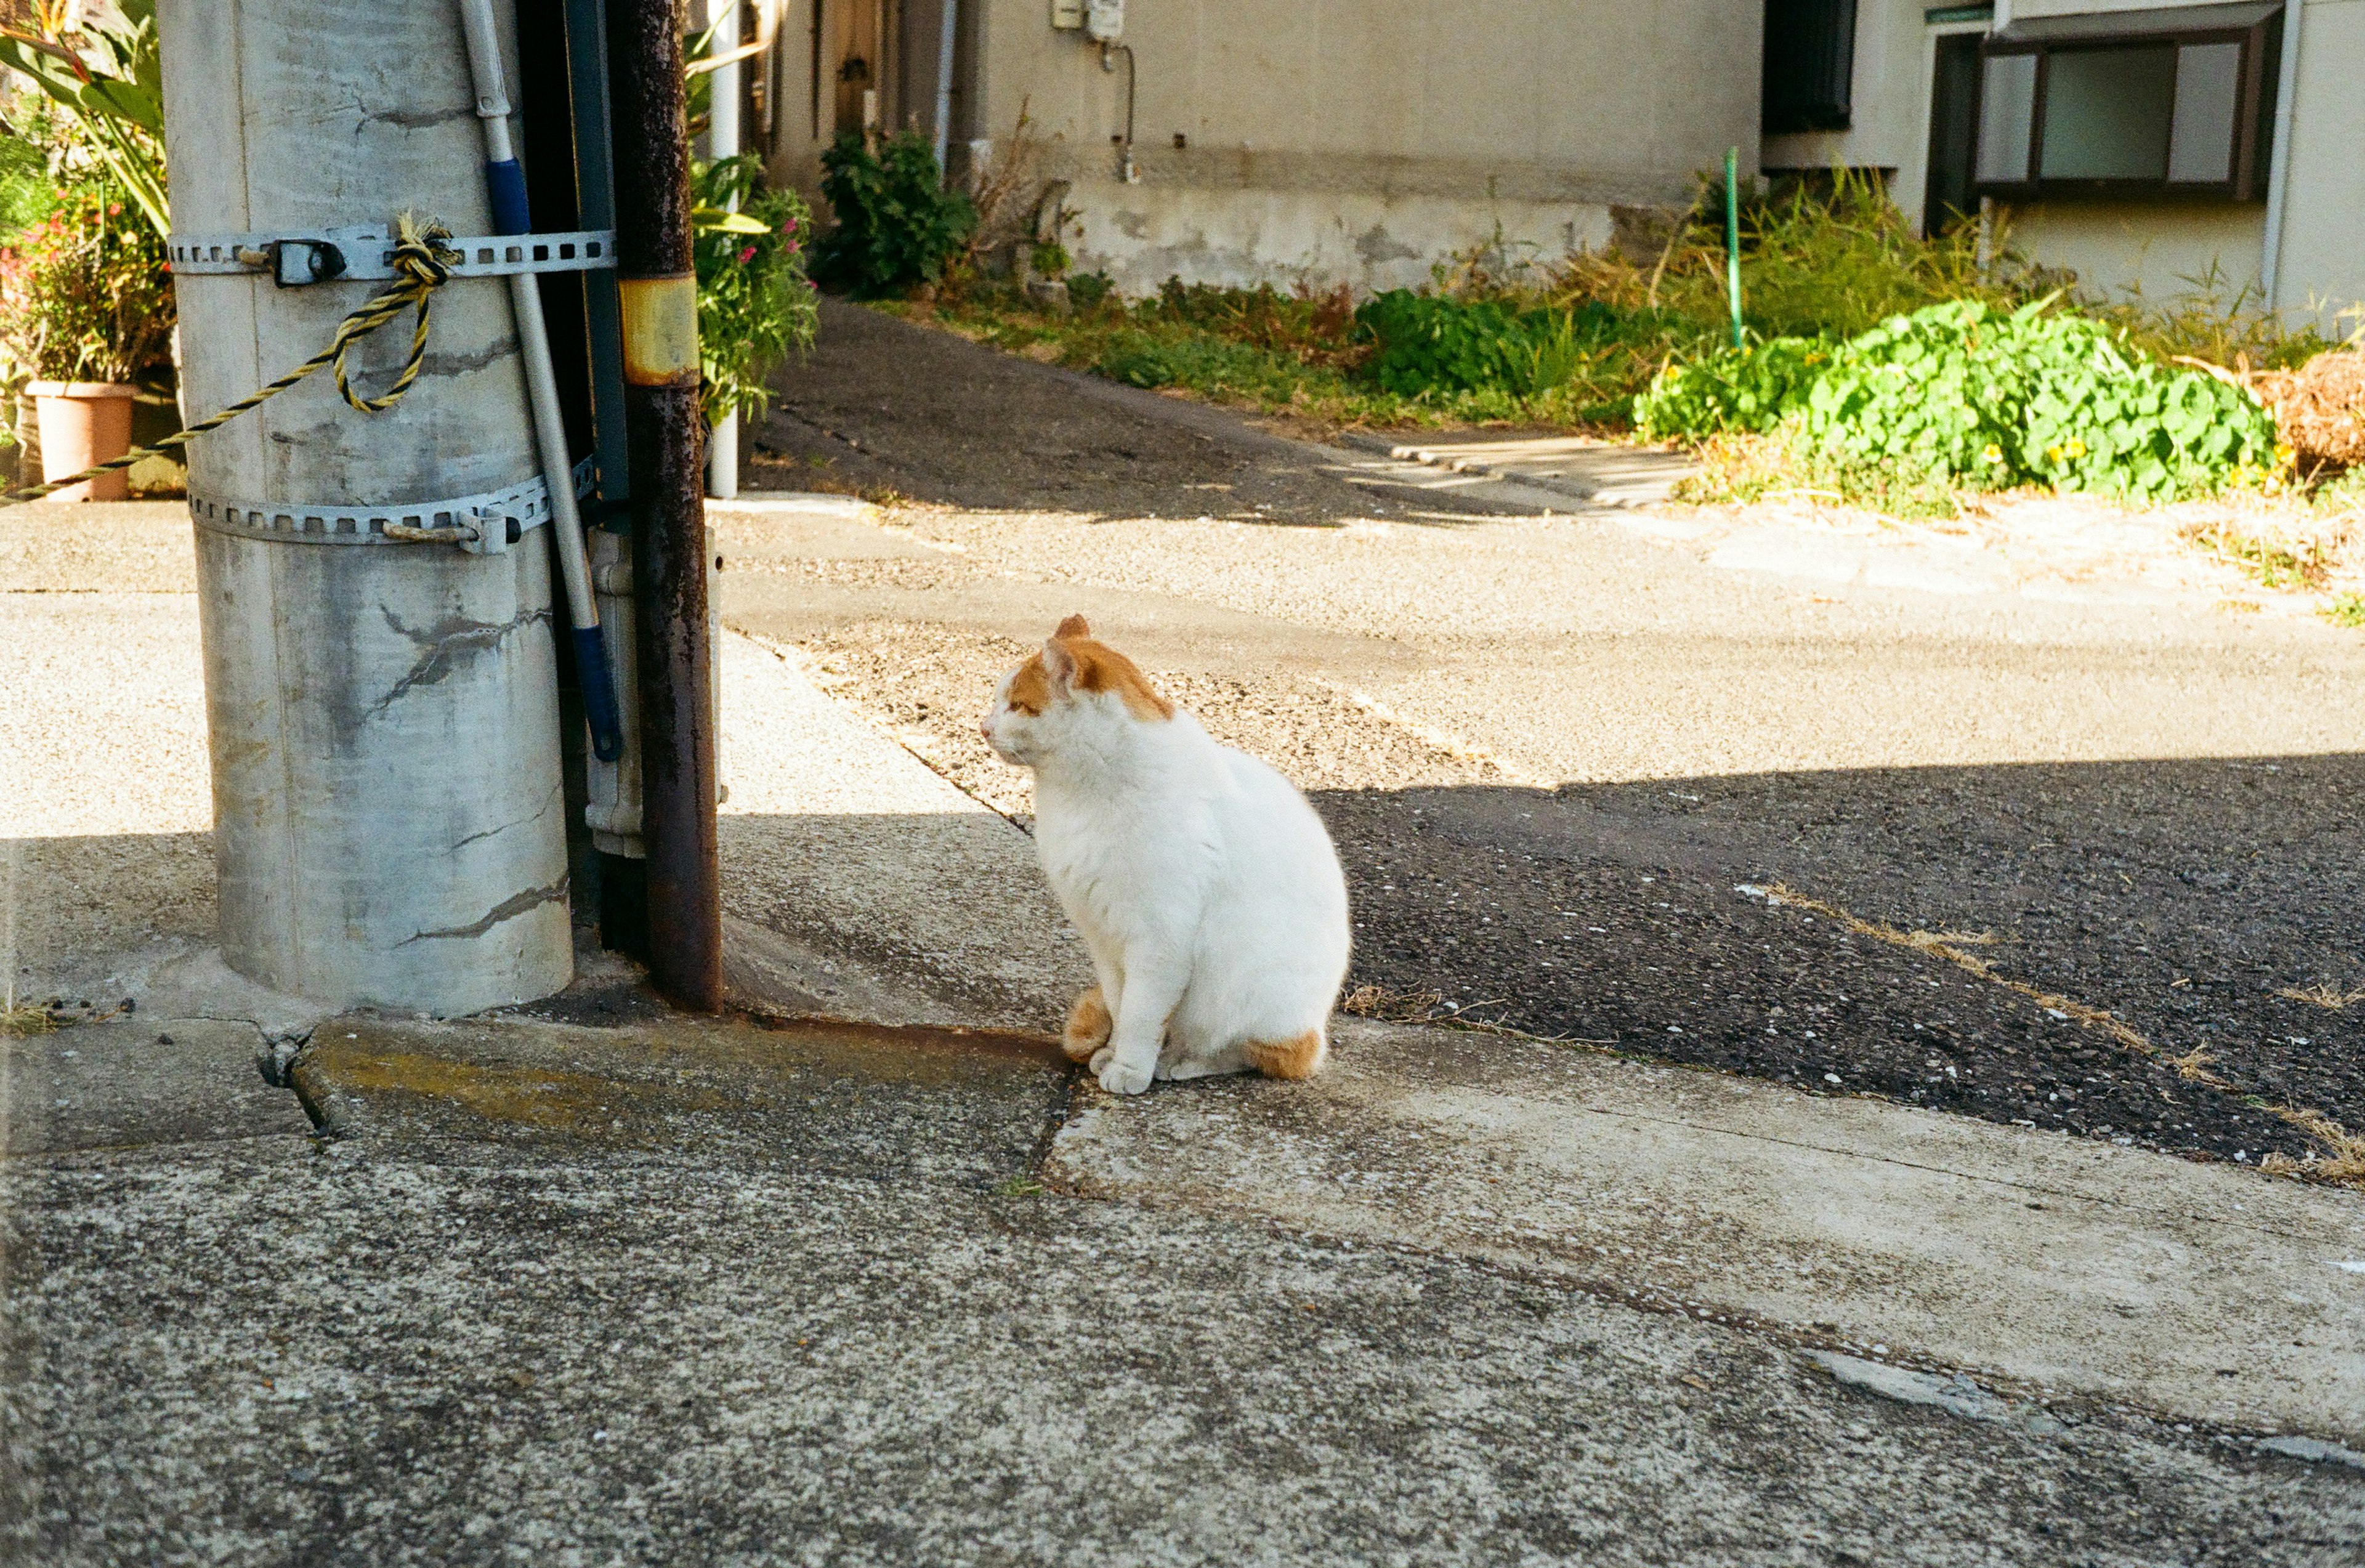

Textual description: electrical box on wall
[1085,0,1123,41]
[1051,0,1083,27]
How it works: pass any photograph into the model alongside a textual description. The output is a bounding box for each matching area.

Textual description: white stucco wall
[2003,200,2268,304]
[2268,0,2365,328]
[773,0,1762,295]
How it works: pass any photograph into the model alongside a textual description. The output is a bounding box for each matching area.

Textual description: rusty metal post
[607,0,721,1009]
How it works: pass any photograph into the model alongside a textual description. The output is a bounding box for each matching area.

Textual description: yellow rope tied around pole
[1,216,464,507]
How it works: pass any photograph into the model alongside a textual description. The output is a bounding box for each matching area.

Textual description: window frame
[1974,8,2279,202]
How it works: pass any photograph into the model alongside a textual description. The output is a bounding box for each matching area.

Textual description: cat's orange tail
[1062,988,1114,1062]
[1244,1029,1326,1080]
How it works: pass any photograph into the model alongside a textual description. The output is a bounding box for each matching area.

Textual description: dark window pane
[2040,45,2175,180]
[1764,0,1860,133]
[1925,35,1983,230]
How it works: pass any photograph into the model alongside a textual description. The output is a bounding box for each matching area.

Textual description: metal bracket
[169,226,618,283]
[188,457,596,551]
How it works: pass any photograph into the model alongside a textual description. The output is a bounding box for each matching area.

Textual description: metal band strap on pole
[1,217,463,508]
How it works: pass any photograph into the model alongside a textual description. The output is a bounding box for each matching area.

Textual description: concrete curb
[1331,430,1694,509]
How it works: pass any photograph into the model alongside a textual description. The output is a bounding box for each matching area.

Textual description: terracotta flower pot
[26,381,140,502]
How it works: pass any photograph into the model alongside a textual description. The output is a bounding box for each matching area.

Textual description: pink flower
[780,217,797,233]
[738,244,757,264]
[785,240,801,254]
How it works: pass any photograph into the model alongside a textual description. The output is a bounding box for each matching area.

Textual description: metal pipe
[2260,0,2303,313]
[1725,147,1744,350]
[458,0,625,764]
[705,0,741,501]
[933,0,958,177]
[609,0,723,1011]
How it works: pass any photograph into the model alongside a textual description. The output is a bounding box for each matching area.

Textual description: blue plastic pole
[459,0,626,763]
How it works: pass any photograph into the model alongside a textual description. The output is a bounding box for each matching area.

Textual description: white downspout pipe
[2260,0,2304,315]
[933,0,959,178]
[705,0,742,501]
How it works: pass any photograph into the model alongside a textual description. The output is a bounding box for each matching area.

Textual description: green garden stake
[1726,147,1745,350]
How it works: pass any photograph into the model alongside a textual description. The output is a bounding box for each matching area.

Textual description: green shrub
[815,131,976,297]
[1065,270,1115,310]
[1091,330,1305,401]
[1633,337,1831,436]
[693,154,819,424]
[1638,297,2280,503]
[1354,291,1637,398]
[0,176,174,386]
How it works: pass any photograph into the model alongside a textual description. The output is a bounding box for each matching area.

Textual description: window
[1765,0,1861,134]
[1975,2,2282,200]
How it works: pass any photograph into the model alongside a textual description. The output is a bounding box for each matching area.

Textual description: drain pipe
[2259,0,2303,315]
[705,0,742,501]
[457,0,625,764]
[932,0,958,177]
[610,0,724,1011]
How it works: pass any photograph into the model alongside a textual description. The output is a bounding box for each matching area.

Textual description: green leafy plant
[815,131,977,297]
[1639,297,2280,504]
[1029,240,1070,279]
[1065,270,1114,311]
[0,127,52,241]
[0,176,174,386]
[1,0,168,240]
[1632,336,1830,436]
[692,154,819,425]
[2320,592,2365,629]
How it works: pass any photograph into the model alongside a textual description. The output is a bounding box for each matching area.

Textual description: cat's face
[981,615,1173,768]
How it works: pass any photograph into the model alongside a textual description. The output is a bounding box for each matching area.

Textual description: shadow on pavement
[1321,751,2364,1171]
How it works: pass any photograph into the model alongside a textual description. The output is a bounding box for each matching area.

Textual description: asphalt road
[721,302,2365,1176]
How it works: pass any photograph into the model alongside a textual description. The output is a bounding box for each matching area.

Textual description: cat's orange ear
[1040,637,1078,689]
[1053,613,1091,640]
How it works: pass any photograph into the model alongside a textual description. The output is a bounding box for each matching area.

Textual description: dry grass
[1751,883,2364,1187]
[2181,518,2334,591]
[1755,883,2165,1062]
[2,1003,58,1038]
[2276,982,2365,1011]
[1338,984,1612,1046]
[2259,1110,2365,1185]
[2255,350,2365,470]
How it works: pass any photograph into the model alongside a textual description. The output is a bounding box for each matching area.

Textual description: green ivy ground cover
[1637,298,2282,503]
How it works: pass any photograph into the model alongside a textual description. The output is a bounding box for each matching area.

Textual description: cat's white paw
[1088,1046,1115,1074]
[1098,1057,1154,1096]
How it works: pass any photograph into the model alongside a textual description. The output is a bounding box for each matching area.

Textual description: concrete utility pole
[158,0,573,1014]
[609,0,726,1011]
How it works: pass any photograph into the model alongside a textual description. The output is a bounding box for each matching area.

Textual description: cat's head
[981,614,1174,767]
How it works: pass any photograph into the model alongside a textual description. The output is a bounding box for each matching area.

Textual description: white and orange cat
[981,615,1351,1095]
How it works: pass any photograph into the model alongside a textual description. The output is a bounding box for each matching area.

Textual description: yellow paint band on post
[618,275,700,386]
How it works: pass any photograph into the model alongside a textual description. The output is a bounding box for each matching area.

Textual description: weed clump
[815,131,977,298]
[1641,297,2283,503]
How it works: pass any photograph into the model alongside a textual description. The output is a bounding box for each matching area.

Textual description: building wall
[771,0,1762,296]
[1789,0,2362,327]
[2270,0,2365,330]
[2003,200,2267,304]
